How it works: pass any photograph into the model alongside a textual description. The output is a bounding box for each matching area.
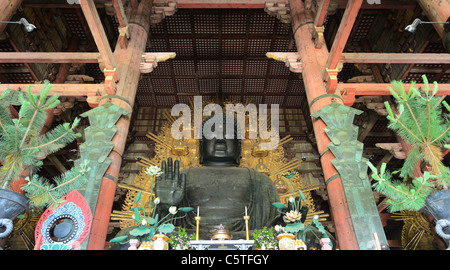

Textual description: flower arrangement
[272,172,307,236]
[109,166,194,245]
[271,172,332,249]
[252,226,278,249]
[169,227,196,250]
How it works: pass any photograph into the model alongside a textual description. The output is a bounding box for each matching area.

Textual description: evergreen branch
[392,117,423,143]
[22,128,72,151]
[403,100,427,143]
[25,167,88,208]
[0,119,11,140]
[427,102,431,140]
[19,107,39,149]
[430,125,450,144]
[26,180,58,204]
[1,157,18,189]
[47,173,83,193]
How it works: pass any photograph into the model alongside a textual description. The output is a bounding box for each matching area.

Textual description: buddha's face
[200,123,241,166]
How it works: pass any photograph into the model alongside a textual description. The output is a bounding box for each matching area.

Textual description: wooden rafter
[314,0,331,27]
[339,83,450,96]
[173,0,417,9]
[326,0,363,70]
[0,52,100,63]
[79,0,116,71]
[324,0,363,93]
[0,83,103,96]
[341,53,450,64]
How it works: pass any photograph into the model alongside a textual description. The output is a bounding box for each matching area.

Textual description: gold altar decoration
[211,225,233,240]
[391,210,436,250]
[9,211,42,250]
[111,98,329,231]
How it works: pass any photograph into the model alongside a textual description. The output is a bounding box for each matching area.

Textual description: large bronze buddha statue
[155,118,281,239]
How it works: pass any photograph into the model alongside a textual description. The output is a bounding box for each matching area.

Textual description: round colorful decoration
[35,190,92,249]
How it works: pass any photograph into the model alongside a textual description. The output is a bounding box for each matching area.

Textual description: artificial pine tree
[367,75,450,212]
[0,82,89,210]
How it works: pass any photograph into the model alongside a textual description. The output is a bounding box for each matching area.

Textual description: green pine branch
[371,75,450,212]
[22,161,90,210]
[0,82,87,209]
[367,161,435,212]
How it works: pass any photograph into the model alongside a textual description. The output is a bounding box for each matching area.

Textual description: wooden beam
[0,83,103,96]
[315,0,331,27]
[442,148,450,158]
[341,53,450,64]
[79,0,116,70]
[324,0,363,93]
[112,0,128,27]
[172,0,417,9]
[339,83,450,96]
[326,0,363,70]
[0,52,100,63]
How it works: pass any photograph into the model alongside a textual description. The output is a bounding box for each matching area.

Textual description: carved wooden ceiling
[1,1,449,173]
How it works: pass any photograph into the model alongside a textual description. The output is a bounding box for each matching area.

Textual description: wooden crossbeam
[324,0,363,93]
[341,53,450,64]
[326,0,363,70]
[0,52,100,63]
[172,0,416,9]
[80,0,116,70]
[339,83,450,96]
[314,0,331,27]
[0,83,103,96]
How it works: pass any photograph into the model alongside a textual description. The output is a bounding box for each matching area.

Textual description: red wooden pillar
[0,0,23,34]
[85,0,152,250]
[289,0,360,249]
[416,0,450,38]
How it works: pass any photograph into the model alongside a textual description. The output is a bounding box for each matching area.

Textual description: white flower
[274,225,284,233]
[284,210,302,223]
[141,219,147,226]
[169,206,178,215]
[145,165,162,176]
[154,197,160,204]
[288,197,295,203]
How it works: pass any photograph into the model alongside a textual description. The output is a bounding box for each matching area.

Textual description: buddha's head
[199,114,241,166]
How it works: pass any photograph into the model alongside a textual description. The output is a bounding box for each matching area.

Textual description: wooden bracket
[104,75,117,95]
[87,87,102,108]
[140,52,176,73]
[266,52,302,73]
[103,68,119,82]
[375,143,406,160]
[341,87,356,106]
[324,68,340,94]
[264,1,291,24]
[312,26,325,49]
[150,1,177,25]
[118,26,130,49]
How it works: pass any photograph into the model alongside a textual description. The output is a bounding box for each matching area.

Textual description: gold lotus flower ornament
[284,210,302,223]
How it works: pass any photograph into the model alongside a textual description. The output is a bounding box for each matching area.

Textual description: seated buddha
[155,116,281,240]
